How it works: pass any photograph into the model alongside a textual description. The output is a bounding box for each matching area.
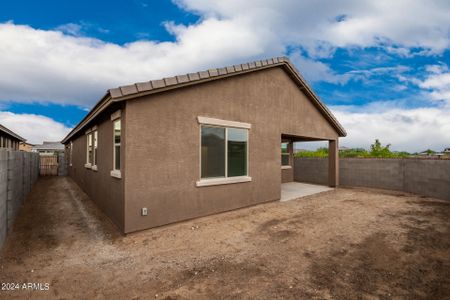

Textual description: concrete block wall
[293,158,329,185]
[340,159,404,190]
[403,159,450,201]
[0,149,39,249]
[0,150,7,251]
[58,152,67,176]
[294,157,450,201]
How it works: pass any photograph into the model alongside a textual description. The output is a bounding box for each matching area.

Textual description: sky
[0,0,449,152]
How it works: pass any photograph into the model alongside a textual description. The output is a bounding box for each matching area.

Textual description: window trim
[112,118,121,178]
[110,169,121,178]
[85,132,93,168]
[92,130,98,167]
[110,110,121,121]
[197,118,251,187]
[85,127,98,169]
[281,141,291,168]
[196,176,251,187]
[69,141,73,166]
[197,116,251,129]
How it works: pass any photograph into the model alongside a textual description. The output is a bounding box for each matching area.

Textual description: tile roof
[62,56,346,143]
[32,142,64,151]
[108,57,288,100]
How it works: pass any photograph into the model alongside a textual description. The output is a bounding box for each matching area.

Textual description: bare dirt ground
[1,177,449,299]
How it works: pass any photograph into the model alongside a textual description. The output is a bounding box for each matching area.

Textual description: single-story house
[19,142,34,152]
[443,148,450,157]
[0,124,25,151]
[62,57,346,233]
[32,141,65,156]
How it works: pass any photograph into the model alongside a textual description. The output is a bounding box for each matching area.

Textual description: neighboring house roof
[32,141,64,151]
[62,57,346,143]
[444,148,450,153]
[0,123,26,142]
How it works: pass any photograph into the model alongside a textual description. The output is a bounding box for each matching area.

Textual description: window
[201,126,225,178]
[93,130,98,166]
[86,133,93,166]
[200,125,248,179]
[69,141,73,166]
[281,142,290,166]
[227,128,248,177]
[113,119,121,171]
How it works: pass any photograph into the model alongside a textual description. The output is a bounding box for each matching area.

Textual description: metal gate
[39,155,58,176]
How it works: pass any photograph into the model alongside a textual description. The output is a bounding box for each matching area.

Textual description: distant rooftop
[32,141,64,151]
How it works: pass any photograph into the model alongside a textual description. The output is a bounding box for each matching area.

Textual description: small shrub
[294,140,411,159]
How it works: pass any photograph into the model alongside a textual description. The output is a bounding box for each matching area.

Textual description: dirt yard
[1,177,449,299]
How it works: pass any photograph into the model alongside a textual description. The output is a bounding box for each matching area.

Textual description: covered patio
[280,182,333,201]
[281,134,339,187]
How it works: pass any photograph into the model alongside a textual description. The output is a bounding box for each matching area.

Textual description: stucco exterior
[123,67,339,232]
[63,57,345,233]
[67,103,126,231]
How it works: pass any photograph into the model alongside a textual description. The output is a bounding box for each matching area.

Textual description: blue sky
[0,0,449,151]
[0,0,200,126]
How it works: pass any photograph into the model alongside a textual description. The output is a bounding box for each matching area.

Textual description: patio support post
[288,141,294,165]
[328,139,339,187]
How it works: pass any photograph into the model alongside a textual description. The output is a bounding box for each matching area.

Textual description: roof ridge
[62,56,345,144]
[108,56,289,99]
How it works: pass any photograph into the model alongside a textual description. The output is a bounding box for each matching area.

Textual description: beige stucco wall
[67,104,126,231]
[123,66,339,232]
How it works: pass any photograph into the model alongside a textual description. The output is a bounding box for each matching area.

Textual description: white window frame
[281,141,291,169]
[111,117,121,178]
[196,116,251,187]
[69,141,73,166]
[92,130,98,171]
[85,132,93,168]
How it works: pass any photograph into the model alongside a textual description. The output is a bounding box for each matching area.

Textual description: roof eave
[0,124,26,142]
[280,63,347,137]
[61,92,112,144]
[62,57,347,142]
[109,61,346,137]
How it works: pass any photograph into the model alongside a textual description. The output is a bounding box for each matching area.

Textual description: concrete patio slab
[280,182,333,201]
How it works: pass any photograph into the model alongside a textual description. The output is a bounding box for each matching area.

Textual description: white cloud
[0,111,71,144]
[0,1,449,149]
[419,66,450,104]
[0,21,270,106]
[176,0,450,56]
[55,21,110,36]
[289,51,349,84]
[332,104,450,152]
[55,23,83,36]
[0,1,448,106]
